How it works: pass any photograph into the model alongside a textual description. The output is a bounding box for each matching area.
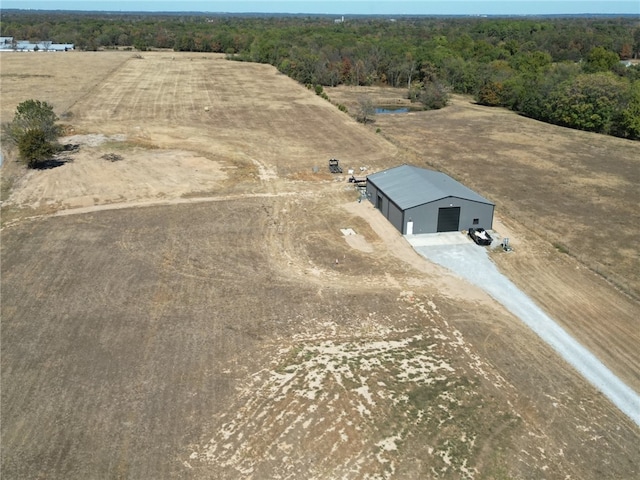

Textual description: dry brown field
[1,51,639,479]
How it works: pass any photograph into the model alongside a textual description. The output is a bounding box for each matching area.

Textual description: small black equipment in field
[329,158,343,174]
[348,175,366,185]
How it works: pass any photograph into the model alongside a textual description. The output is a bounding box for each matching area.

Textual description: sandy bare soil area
[1,52,639,479]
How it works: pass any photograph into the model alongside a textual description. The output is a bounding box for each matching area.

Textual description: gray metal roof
[367,165,494,210]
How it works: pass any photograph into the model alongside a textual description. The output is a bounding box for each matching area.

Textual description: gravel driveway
[407,234,640,427]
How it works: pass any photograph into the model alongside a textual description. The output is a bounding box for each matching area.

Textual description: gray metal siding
[379,194,389,217]
[456,198,493,232]
[367,181,405,233]
[464,201,493,231]
[388,202,404,233]
[368,184,390,218]
[404,197,493,234]
[366,183,378,207]
[404,203,436,234]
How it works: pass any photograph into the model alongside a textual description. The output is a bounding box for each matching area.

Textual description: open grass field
[1,51,639,479]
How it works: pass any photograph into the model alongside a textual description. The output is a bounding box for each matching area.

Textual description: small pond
[375,106,410,114]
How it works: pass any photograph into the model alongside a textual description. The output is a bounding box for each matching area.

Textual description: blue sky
[1,1,638,15]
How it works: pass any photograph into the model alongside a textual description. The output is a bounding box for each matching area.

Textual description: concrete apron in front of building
[404,231,473,247]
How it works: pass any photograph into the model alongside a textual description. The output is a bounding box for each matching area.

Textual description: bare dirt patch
[4,135,228,212]
[2,53,639,480]
[341,227,375,253]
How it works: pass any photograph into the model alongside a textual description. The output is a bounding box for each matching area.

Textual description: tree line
[1,11,639,139]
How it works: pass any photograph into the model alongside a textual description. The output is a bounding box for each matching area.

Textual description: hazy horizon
[2,1,639,16]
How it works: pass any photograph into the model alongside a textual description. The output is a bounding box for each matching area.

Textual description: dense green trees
[1,11,638,138]
[2,100,61,168]
[546,73,629,133]
[16,129,58,167]
[584,46,621,73]
[619,81,640,138]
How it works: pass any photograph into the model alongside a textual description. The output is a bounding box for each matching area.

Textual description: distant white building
[47,43,75,51]
[0,36,14,50]
[8,39,74,52]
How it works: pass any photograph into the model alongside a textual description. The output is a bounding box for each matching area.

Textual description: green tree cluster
[3,100,61,168]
